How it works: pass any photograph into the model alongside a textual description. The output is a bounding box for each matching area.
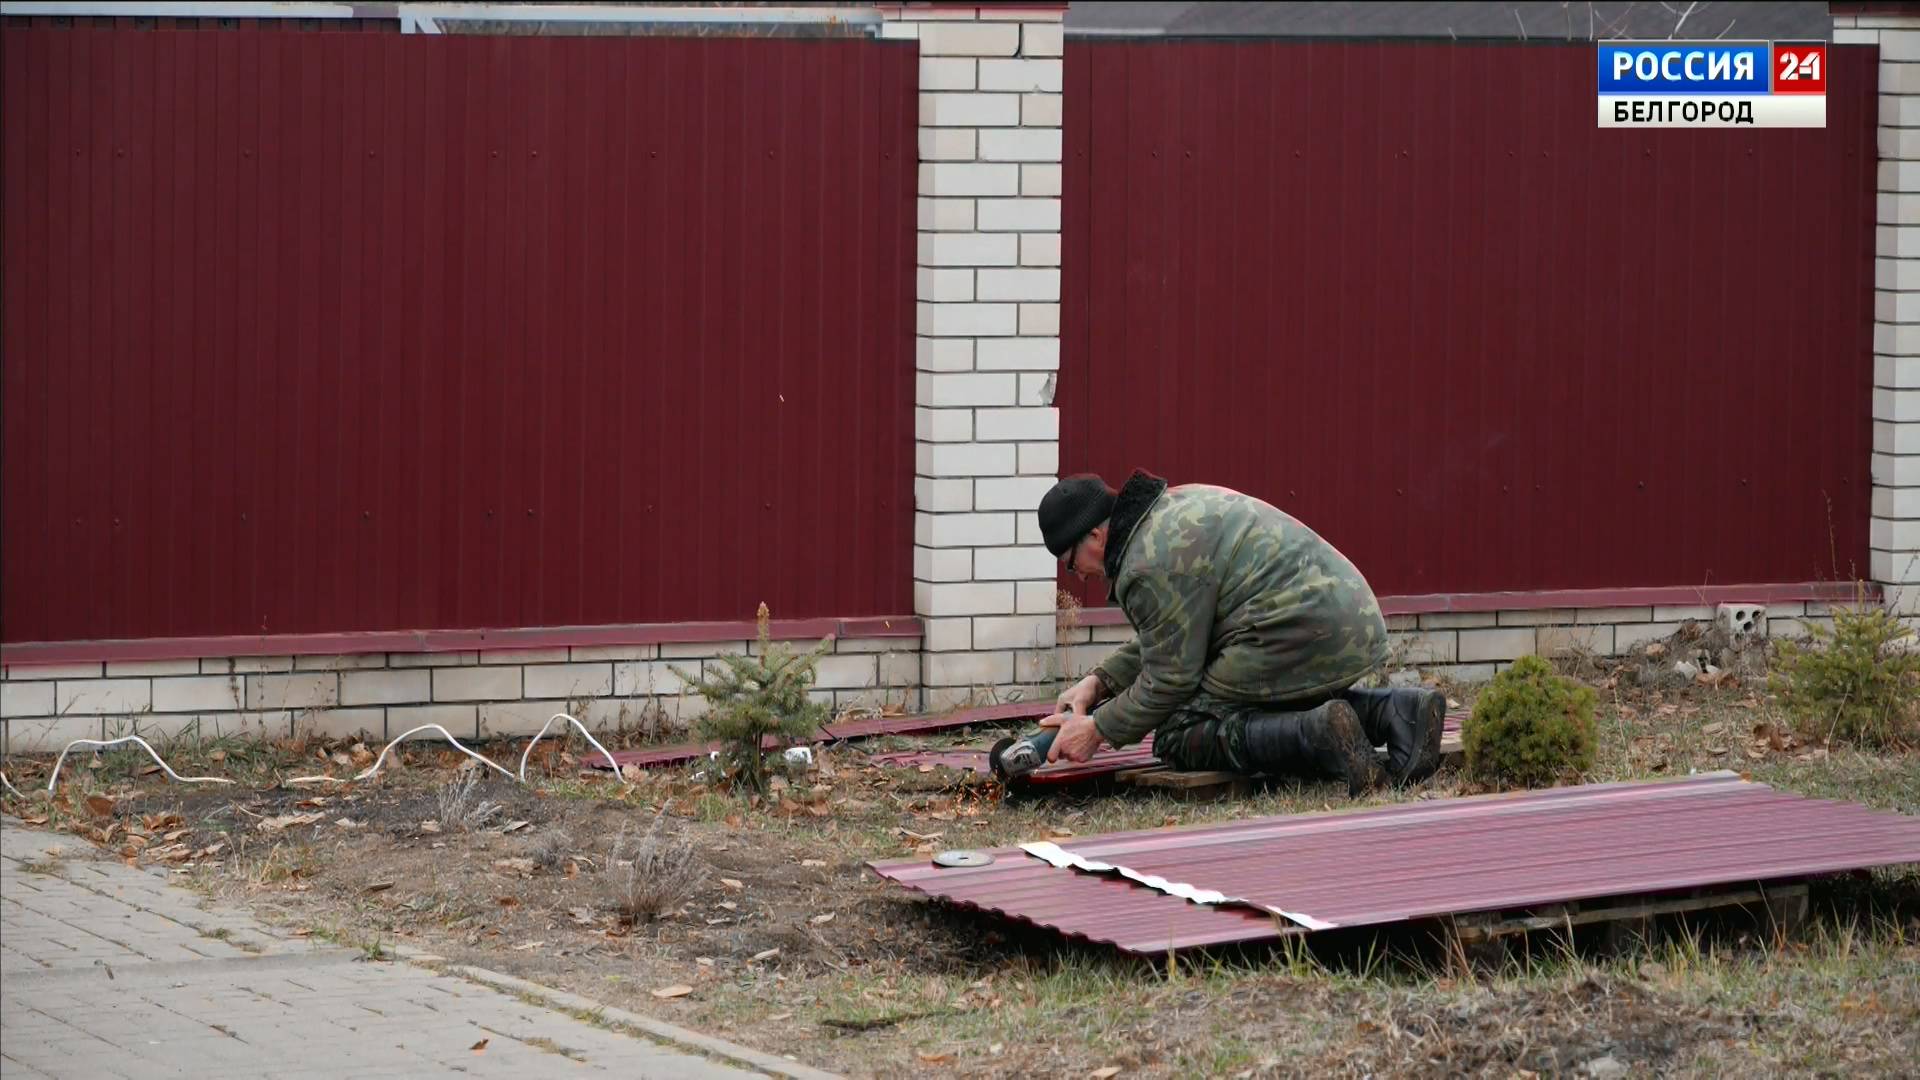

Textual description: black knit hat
[1038,474,1118,559]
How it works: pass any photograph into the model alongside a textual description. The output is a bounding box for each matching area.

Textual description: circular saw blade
[932,849,995,868]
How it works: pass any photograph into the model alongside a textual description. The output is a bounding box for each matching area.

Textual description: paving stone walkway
[0,820,777,1079]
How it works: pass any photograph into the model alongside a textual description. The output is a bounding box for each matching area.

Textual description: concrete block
[388,651,479,668]
[570,644,659,662]
[917,441,1018,477]
[976,268,1061,302]
[1880,194,1920,229]
[1018,441,1060,476]
[1497,608,1575,626]
[1576,606,1654,624]
[915,475,976,512]
[1882,27,1920,61]
[1021,22,1064,57]
[293,709,386,743]
[916,544,975,582]
[879,651,921,687]
[972,615,1054,650]
[481,648,568,666]
[105,659,200,677]
[1537,625,1617,657]
[918,300,1018,337]
[385,704,479,740]
[207,711,295,741]
[477,701,574,739]
[978,57,1063,93]
[977,196,1061,231]
[202,656,294,673]
[292,653,389,672]
[1016,580,1060,615]
[1874,486,1920,518]
[921,92,1021,128]
[432,666,520,703]
[1872,451,1920,486]
[4,662,102,680]
[660,641,745,659]
[1391,631,1457,664]
[920,56,976,92]
[1872,515,1920,550]
[1018,372,1054,406]
[1428,663,1498,685]
[1418,612,1498,629]
[919,266,975,303]
[975,474,1056,511]
[1884,92,1920,128]
[1458,628,1538,662]
[57,679,152,716]
[916,406,974,443]
[916,580,1017,617]
[920,163,1022,200]
[1614,621,1686,651]
[1876,321,1920,356]
[916,337,975,373]
[918,21,1021,57]
[978,129,1064,165]
[974,545,1059,580]
[1089,623,1136,643]
[151,676,245,713]
[5,715,104,754]
[1878,289,1920,325]
[916,511,1015,547]
[522,663,615,699]
[1018,303,1060,335]
[245,673,338,710]
[1880,259,1920,299]
[1653,605,1717,622]
[1877,386,1920,422]
[922,617,974,653]
[810,654,879,690]
[614,660,691,697]
[1770,616,1837,640]
[1022,93,1063,128]
[0,681,55,719]
[975,336,1060,370]
[921,370,1019,407]
[338,669,431,707]
[918,197,976,232]
[974,406,1058,441]
[924,650,1015,686]
[1021,233,1062,267]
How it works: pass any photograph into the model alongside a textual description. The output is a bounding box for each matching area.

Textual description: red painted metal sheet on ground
[1059,40,1876,608]
[586,701,1052,771]
[1,27,917,643]
[868,773,1920,954]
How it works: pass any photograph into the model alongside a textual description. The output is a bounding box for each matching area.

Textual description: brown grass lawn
[5,634,1918,1078]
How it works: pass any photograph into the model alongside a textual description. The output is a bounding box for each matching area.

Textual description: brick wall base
[0,636,922,755]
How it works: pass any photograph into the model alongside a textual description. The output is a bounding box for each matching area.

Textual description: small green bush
[671,603,833,797]
[1768,602,1920,750]
[1462,654,1599,789]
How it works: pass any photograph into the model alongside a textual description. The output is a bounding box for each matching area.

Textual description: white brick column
[883,3,1065,709]
[1844,11,1920,613]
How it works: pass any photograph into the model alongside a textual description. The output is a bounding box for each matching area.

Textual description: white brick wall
[898,5,1065,702]
[1867,18,1920,614]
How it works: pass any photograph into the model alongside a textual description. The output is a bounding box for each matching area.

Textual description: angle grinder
[988,726,1058,781]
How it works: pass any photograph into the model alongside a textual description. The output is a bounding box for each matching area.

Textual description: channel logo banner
[1598,40,1826,128]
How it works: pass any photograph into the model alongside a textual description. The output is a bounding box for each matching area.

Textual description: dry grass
[435,767,505,833]
[606,810,709,922]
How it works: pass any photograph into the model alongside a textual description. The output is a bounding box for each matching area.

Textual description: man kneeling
[999,469,1443,796]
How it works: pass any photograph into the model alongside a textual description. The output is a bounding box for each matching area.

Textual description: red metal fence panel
[1,27,917,644]
[1059,41,1877,605]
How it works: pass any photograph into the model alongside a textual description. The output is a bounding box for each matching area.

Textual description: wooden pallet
[1440,880,1810,967]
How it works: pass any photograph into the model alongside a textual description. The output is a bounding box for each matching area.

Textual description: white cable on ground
[518,713,624,783]
[286,724,518,786]
[44,736,238,795]
[1,771,24,800]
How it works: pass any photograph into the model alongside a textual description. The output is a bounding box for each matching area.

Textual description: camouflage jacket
[1089,471,1392,748]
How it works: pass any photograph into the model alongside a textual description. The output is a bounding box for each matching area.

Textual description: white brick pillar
[1845,10,1920,613]
[883,3,1065,709]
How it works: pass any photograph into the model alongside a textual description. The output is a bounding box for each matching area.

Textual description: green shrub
[1462,654,1599,789]
[670,603,833,797]
[1768,602,1920,750]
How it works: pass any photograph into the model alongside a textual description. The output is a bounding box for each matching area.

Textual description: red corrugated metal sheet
[869,773,1920,953]
[1059,40,1876,608]
[0,27,917,644]
[587,700,1053,771]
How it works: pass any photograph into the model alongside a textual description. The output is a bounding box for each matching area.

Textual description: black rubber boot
[1342,687,1446,785]
[1242,699,1382,798]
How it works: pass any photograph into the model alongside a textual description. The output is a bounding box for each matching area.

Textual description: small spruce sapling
[670,603,833,796]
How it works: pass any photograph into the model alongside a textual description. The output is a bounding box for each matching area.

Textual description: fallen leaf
[496,896,520,908]
[918,1052,953,1064]
[1706,745,1728,756]
[568,907,597,926]
[651,984,694,999]
[1702,721,1726,737]
[363,881,396,895]
[86,757,102,771]
[470,1039,488,1053]
[502,820,532,833]
[350,747,375,768]
[1049,827,1075,839]
[493,858,535,875]
[331,752,353,767]
[512,941,545,952]
[419,821,442,834]
[752,948,781,962]
[258,812,324,833]
[1090,1068,1123,1079]
[85,795,115,818]
[334,818,362,830]
[1645,643,1667,659]
[801,859,827,868]
[720,878,745,891]
[899,829,943,842]
[811,913,835,926]
[162,829,190,843]
[769,1012,793,1021]
[208,750,227,763]
[294,797,331,809]
[696,957,715,967]
[23,815,49,826]
[718,901,738,911]
[621,765,643,783]
[918,764,934,774]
